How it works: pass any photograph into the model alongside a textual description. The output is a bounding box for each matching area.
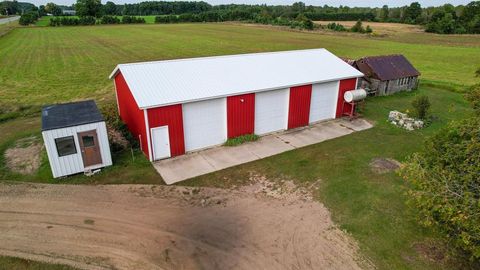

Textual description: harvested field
[0,181,373,270]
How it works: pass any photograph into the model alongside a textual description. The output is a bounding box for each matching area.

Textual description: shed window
[55,136,77,157]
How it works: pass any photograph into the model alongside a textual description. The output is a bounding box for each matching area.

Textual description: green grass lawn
[0,23,479,269]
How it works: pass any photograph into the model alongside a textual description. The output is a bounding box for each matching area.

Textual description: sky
[28,0,473,8]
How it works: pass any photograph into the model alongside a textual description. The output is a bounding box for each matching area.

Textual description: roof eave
[108,65,120,79]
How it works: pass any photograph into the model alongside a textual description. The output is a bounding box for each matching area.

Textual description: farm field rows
[0,23,479,114]
[0,22,478,270]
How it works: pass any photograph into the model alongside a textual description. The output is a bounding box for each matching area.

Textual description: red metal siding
[227,94,255,138]
[147,105,185,157]
[336,78,358,118]
[288,85,312,129]
[114,72,148,157]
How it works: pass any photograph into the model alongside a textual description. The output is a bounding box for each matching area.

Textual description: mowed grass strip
[0,23,479,112]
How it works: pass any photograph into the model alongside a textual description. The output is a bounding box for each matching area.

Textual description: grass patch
[183,85,473,270]
[0,256,77,270]
[83,219,95,225]
[224,134,259,146]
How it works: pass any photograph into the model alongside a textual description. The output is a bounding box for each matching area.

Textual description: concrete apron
[153,118,373,185]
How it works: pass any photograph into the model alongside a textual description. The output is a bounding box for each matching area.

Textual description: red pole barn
[109,49,363,161]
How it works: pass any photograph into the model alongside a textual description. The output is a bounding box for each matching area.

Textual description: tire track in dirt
[0,182,373,270]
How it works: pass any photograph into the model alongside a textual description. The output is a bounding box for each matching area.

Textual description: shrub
[465,84,480,113]
[224,134,259,146]
[155,15,179,23]
[350,20,365,33]
[401,117,480,260]
[411,95,430,119]
[19,12,39,25]
[365,25,373,33]
[78,16,96,25]
[476,67,480,77]
[100,15,120,24]
[326,22,347,32]
[122,15,145,24]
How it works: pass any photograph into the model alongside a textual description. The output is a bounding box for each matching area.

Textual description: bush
[224,134,259,146]
[365,25,373,33]
[19,12,39,25]
[50,16,96,26]
[326,22,347,32]
[411,95,430,119]
[100,15,120,24]
[122,15,145,24]
[465,84,480,113]
[401,117,480,260]
[350,20,365,33]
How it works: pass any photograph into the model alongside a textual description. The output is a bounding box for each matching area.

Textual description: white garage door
[183,98,227,152]
[255,88,289,135]
[309,81,339,123]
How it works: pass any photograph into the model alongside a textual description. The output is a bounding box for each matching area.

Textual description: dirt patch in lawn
[369,158,402,174]
[0,180,373,270]
[4,136,43,174]
[413,241,447,263]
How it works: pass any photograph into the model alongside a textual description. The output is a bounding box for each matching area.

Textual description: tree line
[4,0,480,34]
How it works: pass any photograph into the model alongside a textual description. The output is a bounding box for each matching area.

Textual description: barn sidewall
[147,104,186,158]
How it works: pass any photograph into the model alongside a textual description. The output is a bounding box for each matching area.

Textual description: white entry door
[309,81,339,123]
[151,126,171,160]
[183,98,227,152]
[254,88,289,135]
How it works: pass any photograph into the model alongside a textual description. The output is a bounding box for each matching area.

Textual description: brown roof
[355,55,420,81]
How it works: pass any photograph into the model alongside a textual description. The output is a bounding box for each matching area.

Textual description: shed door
[151,126,171,160]
[309,81,339,123]
[183,98,227,152]
[77,130,102,168]
[254,89,289,135]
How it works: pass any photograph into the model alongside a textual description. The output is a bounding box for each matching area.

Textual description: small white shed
[41,100,112,178]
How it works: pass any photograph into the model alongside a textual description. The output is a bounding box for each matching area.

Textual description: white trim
[334,81,341,118]
[113,78,120,115]
[285,88,290,129]
[144,110,152,161]
[150,126,171,160]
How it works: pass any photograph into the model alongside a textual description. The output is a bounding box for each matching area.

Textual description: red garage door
[288,85,312,129]
[227,94,255,138]
[147,105,185,157]
[336,78,357,118]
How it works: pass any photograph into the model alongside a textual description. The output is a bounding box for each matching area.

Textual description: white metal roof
[109,48,364,109]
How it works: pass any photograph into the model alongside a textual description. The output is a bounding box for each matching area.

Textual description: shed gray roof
[41,100,104,131]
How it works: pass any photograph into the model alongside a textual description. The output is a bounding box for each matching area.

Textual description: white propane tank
[344,89,367,103]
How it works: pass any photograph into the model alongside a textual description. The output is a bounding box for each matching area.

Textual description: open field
[0,23,479,269]
[313,20,480,47]
[0,23,479,116]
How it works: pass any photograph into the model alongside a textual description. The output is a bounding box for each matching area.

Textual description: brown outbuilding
[354,54,420,96]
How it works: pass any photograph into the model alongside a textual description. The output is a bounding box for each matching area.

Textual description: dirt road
[0,181,372,270]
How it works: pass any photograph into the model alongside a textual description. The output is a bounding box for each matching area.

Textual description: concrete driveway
[154,118,373,184]
[0,16,20,25]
